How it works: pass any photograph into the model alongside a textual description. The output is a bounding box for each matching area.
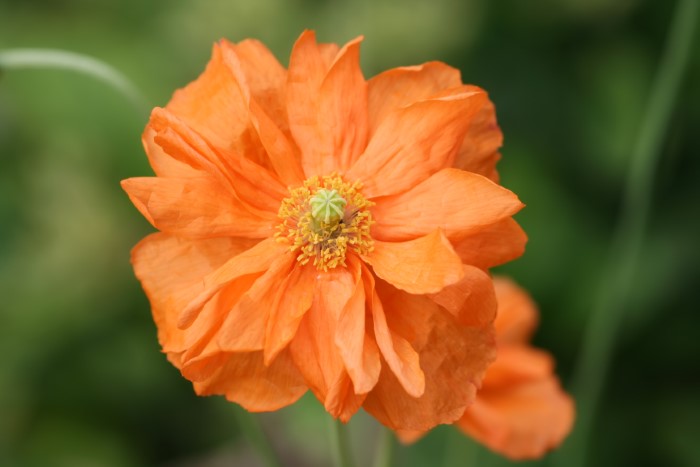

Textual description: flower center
[310,188,347,224]
[276,174,374,271]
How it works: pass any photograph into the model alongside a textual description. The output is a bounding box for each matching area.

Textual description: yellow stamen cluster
[276,174,374,271]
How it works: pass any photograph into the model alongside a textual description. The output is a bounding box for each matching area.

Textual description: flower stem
[0,48,148,116]
[442,428,478,467]
[553,1,699,466]
[232,407,282,467]
[372,427,394,467]
[328,417,355,467]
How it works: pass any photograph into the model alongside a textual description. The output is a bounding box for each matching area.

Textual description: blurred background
[1,0,699,466]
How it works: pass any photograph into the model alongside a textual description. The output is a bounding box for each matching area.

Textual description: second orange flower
[122,30,526,431]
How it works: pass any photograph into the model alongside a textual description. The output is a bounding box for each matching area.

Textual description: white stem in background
[0,48,148,115]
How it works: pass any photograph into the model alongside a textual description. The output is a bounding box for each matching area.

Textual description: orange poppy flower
[122,30,526,431]
[397,277,575,458]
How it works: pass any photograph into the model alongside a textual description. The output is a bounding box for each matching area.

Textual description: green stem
[372,427,394,467]
[553,1,699,466]
[0,48,148,116]
[232,408,282,467]
[328,417,355,467]
[443,428,478,467]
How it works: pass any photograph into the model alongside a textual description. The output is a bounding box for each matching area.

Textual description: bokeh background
[1,0,699,466]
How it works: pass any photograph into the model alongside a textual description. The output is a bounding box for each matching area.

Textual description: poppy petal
[371,290,425,398]
[457,354,574,460]
[218,41,305,187]
[493,277,539,345]
[289,266,366,420]
[325,373,369,422]
[286,30,336,176]
[287,31,367,176]
[179,275,261,365]
[142,125,201,178]
[346,86,487,199]
[121,177,275,239]
[317,36,368,172]
[367,61,461,135]
[249,99,305,187]
[481,346,554,389]
[364,287,497,431]
[371,168,523,241]
[428,265,497,327]
[219,39,289,134]
[178,237,287,328]
[367,64,502,182]
[454,99,503,182]
[452,218,527,270]
[165,42,261,163]
[130,233,257,353]
[394,429,425,445]
[335,257,381,394]
[363,229,463,295]
[148,108,287,214]
[361,261,424,398]
[217,253,296,352]
[263,264,317,364]
[189,350,308,412]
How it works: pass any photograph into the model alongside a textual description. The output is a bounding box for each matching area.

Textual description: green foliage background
[1,0,699,466]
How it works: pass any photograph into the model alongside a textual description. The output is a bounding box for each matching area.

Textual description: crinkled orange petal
[452,218,527,270]
[371,286,425,398]
[286,30,335,176]
[165,42,271,170]
[174,277,265,380]
[377,282,433,351]
[287,31,367,176]
[346,86,487,199]
[493,277,539,345]
[216,253,296,353]
[178,237,287,328]
[148,108,286,214]
[371,168,524,241]
[367,61,461,135]
[428,265,497,327]
[263,264,317,364]
[130,233,257,354]
[248,98,305,187]
[179,274,260,365]
[454,99,503,182]
[158,277,259,378]
[218,41,305,187]
[457,349,574,460]
[361,262,424,397]
[325,373,368,423]
[121,177,275,239]
[363,229,464,295]
[481,346,554,389]
[142,125,201,178]
[335,256,381,394]
[179,351,228,381]
[317,36,368,172]
[148,108,234,190]
[189,350,307,412]
[289,265,365,420]
[367,62,502,182]
[364,285,497,431]
[180,38,303,185]
[392,322,556,448]
[219,39,289,135]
